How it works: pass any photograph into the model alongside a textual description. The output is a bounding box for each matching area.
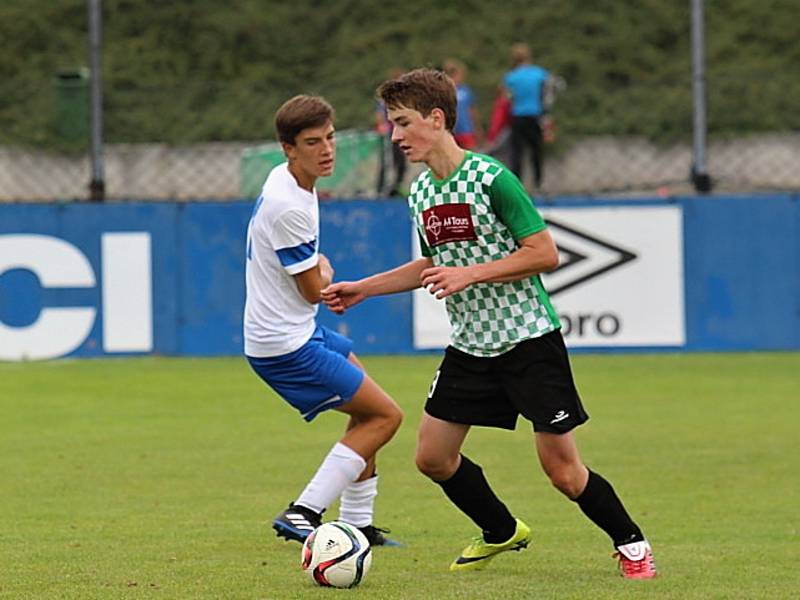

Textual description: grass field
[1,353,798,599]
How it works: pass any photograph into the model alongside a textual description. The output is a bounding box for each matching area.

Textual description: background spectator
[486,84,512,162]
[375,68,408,197]
[443,59,483,151]
[503,42,551,189]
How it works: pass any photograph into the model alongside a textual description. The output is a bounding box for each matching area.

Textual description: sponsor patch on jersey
[422,204,476,247]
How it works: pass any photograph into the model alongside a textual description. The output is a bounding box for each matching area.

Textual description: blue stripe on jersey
[250,194,264,220]
[246,195,264,261]
[276,239,317,267]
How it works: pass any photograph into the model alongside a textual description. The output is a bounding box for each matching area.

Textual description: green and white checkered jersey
[410,152,560,357]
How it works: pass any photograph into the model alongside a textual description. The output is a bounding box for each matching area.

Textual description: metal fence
[1,77,798,202]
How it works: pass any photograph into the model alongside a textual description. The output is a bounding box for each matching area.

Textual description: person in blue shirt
[503,43,550,189]
[443,59,483,150]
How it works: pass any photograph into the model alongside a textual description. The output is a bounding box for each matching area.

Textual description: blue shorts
[247,325,365,422]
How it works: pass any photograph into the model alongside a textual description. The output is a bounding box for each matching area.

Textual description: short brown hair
[376,68,457,132]
[274,95,334,145]
[442,58,466,79]
[511,42,531,67]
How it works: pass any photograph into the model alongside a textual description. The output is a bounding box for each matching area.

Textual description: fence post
[88,0,105,202]
[691,0,712,193]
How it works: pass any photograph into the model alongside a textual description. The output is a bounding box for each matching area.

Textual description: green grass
[1,353,799,599]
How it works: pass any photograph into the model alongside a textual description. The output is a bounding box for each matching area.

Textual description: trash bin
[54,67,90,142]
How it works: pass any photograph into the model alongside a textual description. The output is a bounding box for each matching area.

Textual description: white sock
[296,442,366,514]
[339,475,379,528]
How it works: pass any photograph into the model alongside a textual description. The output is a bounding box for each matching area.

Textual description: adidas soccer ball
[301,521,372,588]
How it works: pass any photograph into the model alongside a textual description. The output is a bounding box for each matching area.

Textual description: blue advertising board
[0,194,797,360]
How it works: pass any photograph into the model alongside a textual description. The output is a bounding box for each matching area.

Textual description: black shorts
[424,330,589,433]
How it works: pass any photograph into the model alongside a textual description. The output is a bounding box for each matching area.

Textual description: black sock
[575,470,644,547]
[436,454,516,543]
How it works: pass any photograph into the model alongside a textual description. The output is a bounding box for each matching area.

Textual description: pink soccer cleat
[614,540,657,579]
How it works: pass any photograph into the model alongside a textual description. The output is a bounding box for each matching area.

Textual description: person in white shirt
[244,95,403,546]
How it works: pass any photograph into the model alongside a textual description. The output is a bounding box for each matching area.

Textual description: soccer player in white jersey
[322,70,656,578]
[244,95,403,546]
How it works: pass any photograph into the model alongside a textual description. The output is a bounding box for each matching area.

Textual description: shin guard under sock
[436,454,516,543]
[575,470,644,547]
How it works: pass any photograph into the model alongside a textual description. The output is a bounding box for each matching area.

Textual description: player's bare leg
[335,353,402,545]
[336,372,402,460]
[342,415,375,481]
[534,430,588,499]
[415,412,469,481]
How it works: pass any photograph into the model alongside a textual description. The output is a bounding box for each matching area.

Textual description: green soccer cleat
[449,518,532,572]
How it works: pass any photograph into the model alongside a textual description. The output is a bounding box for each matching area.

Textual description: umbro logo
[549,410,569,424]
[543,218,637,296]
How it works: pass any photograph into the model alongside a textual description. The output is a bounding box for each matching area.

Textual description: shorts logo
[422,204,476,247]
[549,410,569,424]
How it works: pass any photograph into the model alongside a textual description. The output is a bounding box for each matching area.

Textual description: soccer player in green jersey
[322,68,656,579]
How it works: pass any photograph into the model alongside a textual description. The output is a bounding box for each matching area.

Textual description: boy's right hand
[321,281,365,314]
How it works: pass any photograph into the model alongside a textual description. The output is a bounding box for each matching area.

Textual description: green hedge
[1,0,797,147]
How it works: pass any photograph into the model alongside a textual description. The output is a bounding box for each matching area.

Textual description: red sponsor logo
[423,204,475,247]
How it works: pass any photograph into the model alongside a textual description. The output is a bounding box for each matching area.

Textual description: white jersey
[244,162,320,357]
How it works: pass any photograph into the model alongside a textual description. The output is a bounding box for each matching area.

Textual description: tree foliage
[0,0,797,148]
